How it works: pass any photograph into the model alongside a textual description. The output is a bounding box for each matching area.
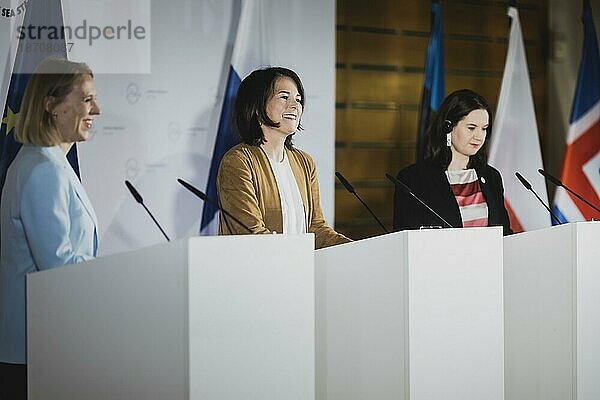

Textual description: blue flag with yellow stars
[0,0,78,203]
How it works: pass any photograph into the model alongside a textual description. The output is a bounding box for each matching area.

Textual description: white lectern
[27,235,315,400]
[315,227,504,400]
[504,221,600,400]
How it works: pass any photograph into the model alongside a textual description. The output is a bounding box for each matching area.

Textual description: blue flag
[200,67,242,234]
[0,0,77,202]
[416,0,445,162]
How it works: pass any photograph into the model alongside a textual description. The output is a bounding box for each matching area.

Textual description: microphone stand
[335,172,389,234]
[385,173,453,228]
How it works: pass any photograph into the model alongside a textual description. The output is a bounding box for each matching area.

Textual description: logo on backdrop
[126,83,142,104]
[126,158,140,179]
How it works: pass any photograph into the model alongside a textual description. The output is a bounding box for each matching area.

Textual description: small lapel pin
[480,176,486,184]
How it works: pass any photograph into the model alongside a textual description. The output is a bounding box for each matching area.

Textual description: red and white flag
[489,6,550,232]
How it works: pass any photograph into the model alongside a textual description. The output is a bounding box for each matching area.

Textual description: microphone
[336,171,389,234]
[538,169,600,213]
[176,178,254,234]
[514,172,562,225]
[514,172,532,190]
[125,180,171,241]
[385,173,453,228]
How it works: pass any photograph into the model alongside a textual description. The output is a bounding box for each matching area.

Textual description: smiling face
[450,108,489,160]
[50,74,100,145]
[263,76,303,138]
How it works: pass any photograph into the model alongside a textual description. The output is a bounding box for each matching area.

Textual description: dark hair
[233,67,305,149]
[424,89,492,169]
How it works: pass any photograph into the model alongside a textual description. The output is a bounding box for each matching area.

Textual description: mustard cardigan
[216,143,351,249]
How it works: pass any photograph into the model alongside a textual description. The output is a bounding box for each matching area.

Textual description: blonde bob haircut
[15,57,93,146]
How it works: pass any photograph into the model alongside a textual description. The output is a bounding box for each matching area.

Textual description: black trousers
[0,362,26,400]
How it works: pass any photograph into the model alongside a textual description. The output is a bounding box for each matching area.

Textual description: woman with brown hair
[393,89,512,235]
[217,67,350,249]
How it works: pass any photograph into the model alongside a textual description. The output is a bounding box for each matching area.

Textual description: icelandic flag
[489,6,550,232]
[552,0,600,223]
[0,0,78,204]
[416,0,445,162]
[200,0,272,235]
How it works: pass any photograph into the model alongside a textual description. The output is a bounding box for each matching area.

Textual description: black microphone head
[386,173,411,193]
[538,169,562,187]
[335,171,355,194]
[385,173,403,188]
[515,172,532,190]
[177,178,208,201]
[125,180,144,204]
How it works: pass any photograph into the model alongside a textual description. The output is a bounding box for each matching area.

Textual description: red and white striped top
[445,169,489,228]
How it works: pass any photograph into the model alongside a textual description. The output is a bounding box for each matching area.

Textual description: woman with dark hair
[217,67,351,248]
[0,57,100,399]
[393,89,512,235]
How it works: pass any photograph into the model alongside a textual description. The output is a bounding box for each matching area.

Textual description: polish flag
[489,6,551,232]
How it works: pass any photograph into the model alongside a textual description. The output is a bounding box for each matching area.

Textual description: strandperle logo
[1,0,28,18]
[3,0,151,74]
[18,19,147,46]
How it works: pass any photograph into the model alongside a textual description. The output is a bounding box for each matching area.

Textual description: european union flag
[0,0,78,203]
[416,0,445,162]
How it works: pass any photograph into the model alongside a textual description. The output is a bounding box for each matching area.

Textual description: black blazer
[393,162,512,235]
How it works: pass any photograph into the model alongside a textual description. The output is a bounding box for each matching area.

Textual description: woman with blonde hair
[0,57,101,399]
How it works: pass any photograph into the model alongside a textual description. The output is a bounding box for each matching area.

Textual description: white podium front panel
[27,234,315,400]
[187,236,315,399]
[316,227,504,400]
[504,221,600,400]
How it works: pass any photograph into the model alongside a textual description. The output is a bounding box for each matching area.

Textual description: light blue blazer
[0,144,98,363]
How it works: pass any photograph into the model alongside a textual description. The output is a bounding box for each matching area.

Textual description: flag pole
[583,0,590,11]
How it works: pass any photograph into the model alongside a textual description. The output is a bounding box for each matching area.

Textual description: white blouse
[267,151,306,234]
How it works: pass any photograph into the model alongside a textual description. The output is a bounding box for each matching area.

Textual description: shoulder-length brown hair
[233,66,305,150]
[15,57,93,146]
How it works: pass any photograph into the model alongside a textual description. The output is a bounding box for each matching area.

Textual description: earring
[443,120,453,147]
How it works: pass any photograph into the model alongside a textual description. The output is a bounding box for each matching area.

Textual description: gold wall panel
[344,0,430,31]
[445,4,542,40]
[446,40,508,71]
[336,147,404,181]
[336,108,418,142]
[340,33,428,66]
[339,70,424,103]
